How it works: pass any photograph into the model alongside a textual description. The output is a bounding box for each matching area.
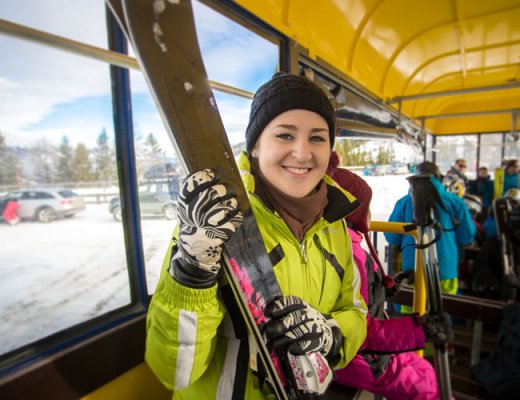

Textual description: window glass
[433,135,478,180]
[1,0,109,49]
[333,138,417,259]
[129,2,278,294]
[0,40,129,355]
[504,132,520,161]
[425,134,434,162]
[479,134,504,178]
[58,190,77,198]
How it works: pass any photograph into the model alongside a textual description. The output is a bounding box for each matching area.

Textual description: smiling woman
[0,0,516,399]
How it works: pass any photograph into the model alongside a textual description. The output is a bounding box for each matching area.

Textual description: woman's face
[252,109,331,198]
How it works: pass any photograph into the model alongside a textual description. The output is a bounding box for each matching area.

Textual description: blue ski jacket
[503,171,519,195]
[468,177,494,209]
[384,177,476,281]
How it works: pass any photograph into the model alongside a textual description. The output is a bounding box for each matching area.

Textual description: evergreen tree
[143,132,165,174]
[30,139,56,184]
[0,132,21,186]
[94,128,116,182]
[56,135,75,183]
[376,144,394,165]
[335,139,366,166]
[73,143,92,182]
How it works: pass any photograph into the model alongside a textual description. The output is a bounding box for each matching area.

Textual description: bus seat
[81,362,172,400]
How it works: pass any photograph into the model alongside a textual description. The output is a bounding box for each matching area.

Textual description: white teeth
[286,167,308,175]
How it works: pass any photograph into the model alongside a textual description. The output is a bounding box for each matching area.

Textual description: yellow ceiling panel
[235,0,520,135]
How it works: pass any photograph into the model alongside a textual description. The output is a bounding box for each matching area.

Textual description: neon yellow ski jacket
[145,152,367,399]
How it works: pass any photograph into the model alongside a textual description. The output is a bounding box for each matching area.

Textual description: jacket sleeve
[362,313,425,353]
[145,234,225,391]
[452,196,477,245]
[331,247,368,369]
[384,196,407,246]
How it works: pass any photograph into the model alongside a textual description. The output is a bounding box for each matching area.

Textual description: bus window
[480,134,505,175]
[0,25,130,355]
[504,132,520,160]
[333,138,418,258]
[434,135,478,180]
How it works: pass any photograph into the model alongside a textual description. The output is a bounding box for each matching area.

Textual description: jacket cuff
[159,268,220,310]
[169,247,221,288]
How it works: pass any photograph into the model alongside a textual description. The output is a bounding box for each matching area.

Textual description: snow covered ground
[0,174,410,354]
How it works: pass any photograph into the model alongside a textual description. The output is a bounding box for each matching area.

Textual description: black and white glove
[264,296,343,366]
[169,169,242,288]
[421,312,453,347]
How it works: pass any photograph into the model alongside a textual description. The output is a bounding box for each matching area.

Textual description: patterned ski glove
[169,169,243,288]
[264,296,343,366]
[421,312,453,347]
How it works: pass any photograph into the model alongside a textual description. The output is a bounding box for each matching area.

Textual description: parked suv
[0,188,86,223]
[109,179,179,221]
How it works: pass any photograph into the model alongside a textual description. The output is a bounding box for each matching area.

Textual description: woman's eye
[310,135,327,143]
[275,133,293,140]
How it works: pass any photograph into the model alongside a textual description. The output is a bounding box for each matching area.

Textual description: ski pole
[407,175,452,400]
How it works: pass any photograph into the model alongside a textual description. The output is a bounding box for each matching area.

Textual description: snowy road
[0,174,410,354]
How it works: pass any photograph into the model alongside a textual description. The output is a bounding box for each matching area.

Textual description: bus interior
[1,0,519,399]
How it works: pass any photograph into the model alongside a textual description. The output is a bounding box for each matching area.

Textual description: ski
[106,0,332,398]
[407,175,452,400]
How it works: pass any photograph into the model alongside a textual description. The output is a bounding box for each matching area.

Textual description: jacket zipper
[300,241,307,264]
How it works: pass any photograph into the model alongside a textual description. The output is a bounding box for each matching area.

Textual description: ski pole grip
[407,175,435,227]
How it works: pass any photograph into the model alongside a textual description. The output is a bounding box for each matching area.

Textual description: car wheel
[37,207,57,223]
[112,206,122,221]
[163,204,177,220]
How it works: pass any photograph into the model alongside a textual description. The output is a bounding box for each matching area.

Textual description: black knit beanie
[245,72,336,153]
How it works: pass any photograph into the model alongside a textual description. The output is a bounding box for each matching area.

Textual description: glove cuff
[169,250,220,288]
[326,325,343,367]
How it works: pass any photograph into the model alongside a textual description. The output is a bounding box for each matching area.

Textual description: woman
[145,73,367,399]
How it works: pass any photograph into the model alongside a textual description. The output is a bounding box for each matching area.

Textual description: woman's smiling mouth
[285,166,311,175]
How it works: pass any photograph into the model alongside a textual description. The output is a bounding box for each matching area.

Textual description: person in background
[443,159,468,197]
[145,72,367,399]
[327,154,450,399]
[503,159,519,196]
[2,199,20,226]
[468,166,494,211]
[385,161,476,307]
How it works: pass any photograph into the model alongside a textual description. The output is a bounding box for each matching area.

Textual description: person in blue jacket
[503,159,519,196]
[468,166,494,210]
[384,161,476,300]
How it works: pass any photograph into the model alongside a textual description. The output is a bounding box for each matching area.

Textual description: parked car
[363,164,387,176]
[109,179,179,221]
[0,188,86,223]
[387,162,410,175]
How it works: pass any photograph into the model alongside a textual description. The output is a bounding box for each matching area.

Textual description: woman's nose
[291,139,312,161]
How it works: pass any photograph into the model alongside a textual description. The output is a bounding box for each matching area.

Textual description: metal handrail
[370,220,427,316]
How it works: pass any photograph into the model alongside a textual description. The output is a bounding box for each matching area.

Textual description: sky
[0,0,278,150]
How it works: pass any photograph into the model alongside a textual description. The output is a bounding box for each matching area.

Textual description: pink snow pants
[335,352,439,400]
